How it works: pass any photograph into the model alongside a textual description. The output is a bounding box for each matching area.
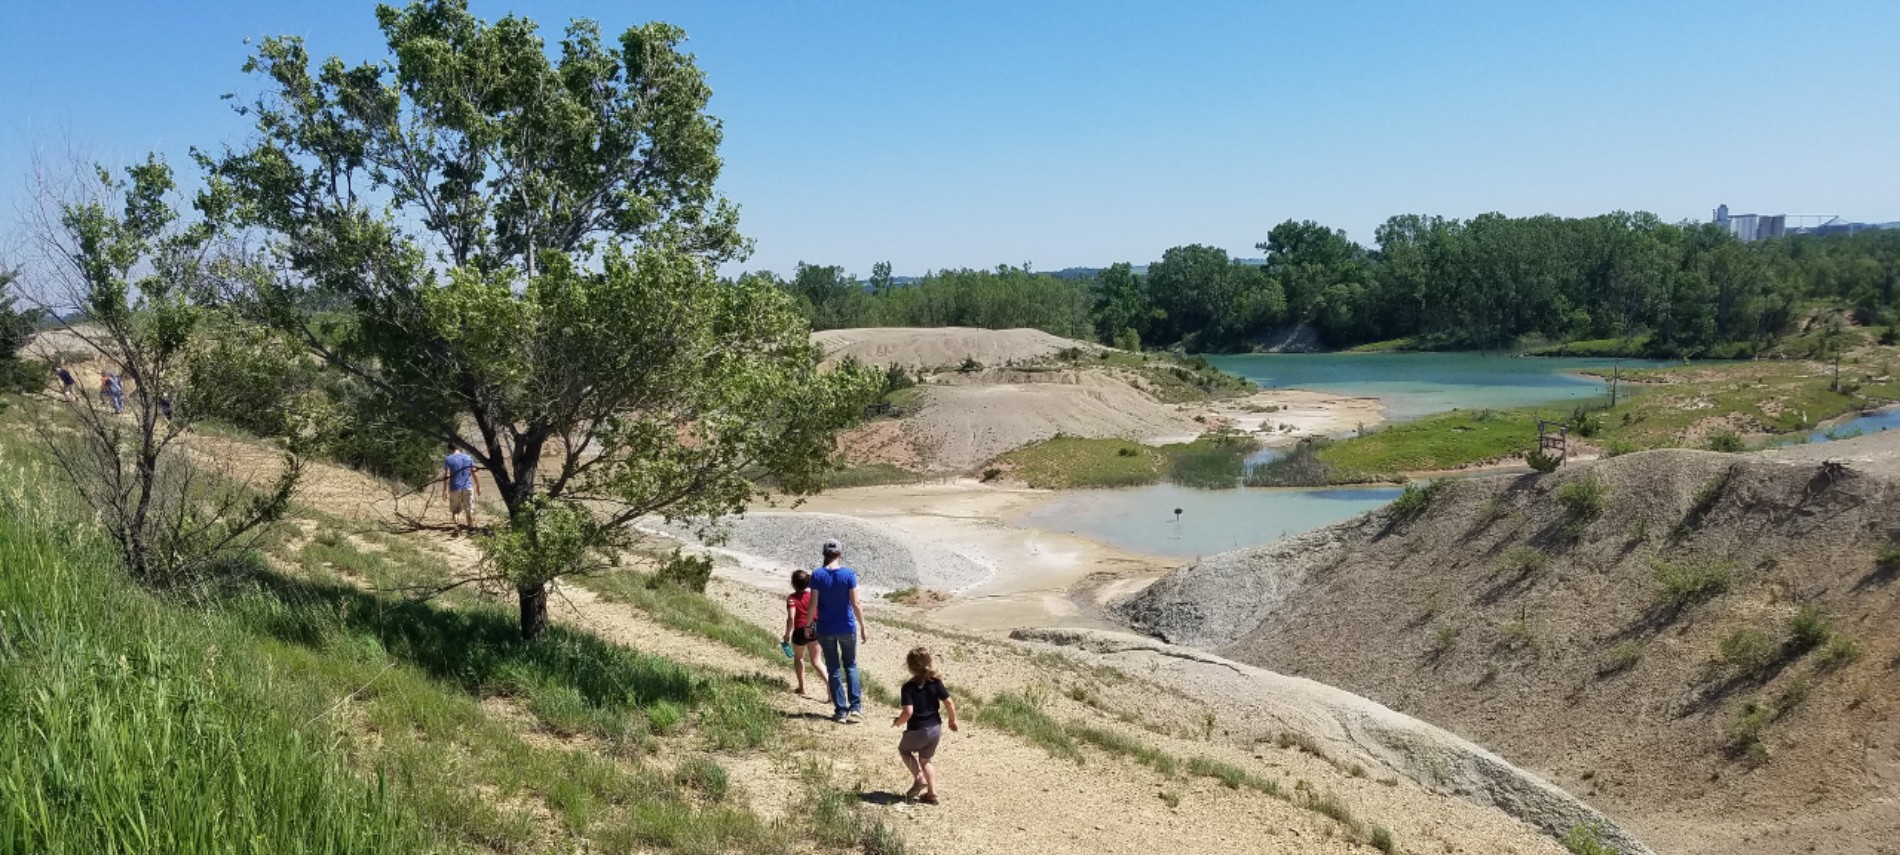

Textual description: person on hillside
[783,569,829,698]
[806,538,867,723]
[443,443,480,532]
[53,364,75,402]
[891,646,957,805]
[100,371,123,414]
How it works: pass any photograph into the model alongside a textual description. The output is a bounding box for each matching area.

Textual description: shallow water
[1206,352,1670,420]
[1793,405,1900,445]
[1019,483,1400,560]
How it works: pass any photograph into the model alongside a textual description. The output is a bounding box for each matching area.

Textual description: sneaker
[831,712,848,723]
[846,711,864,723]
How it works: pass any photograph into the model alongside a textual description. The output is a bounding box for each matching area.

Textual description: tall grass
[0,505,426,854]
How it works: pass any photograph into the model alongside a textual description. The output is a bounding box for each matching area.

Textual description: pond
[1797,405,1900,445]
[1205,352,1672,421]
[1018,482,1401,560]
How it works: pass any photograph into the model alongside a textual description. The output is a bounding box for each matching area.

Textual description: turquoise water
[1019,483,1399,560]
[1797,406,1900,445]
[1206,352,1670,420]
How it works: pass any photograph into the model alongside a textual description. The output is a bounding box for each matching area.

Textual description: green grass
[1562,824,1618,855]
[1387,478,1447,520]
[586,569,784,663]
[976,690,1083,762]
[1317,407,1553,474]
[1343,337,1415,353]
[997,436,1163,489]
[0,418,901,854]
[1160,433,1257,489]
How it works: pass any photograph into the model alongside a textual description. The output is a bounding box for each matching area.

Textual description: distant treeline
[762,213,1900,356]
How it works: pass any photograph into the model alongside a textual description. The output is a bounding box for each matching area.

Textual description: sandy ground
[670,481,1177,634]
[905,381,1204,471]
[1176,389,1387,446]
[812,326,1099,369]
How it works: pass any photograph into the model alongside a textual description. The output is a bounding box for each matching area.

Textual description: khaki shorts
[448,489,473,515]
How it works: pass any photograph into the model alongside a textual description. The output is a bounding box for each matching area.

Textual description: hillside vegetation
[1120,433,1900,855]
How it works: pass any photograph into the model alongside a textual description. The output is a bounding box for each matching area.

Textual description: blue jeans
[819,633,861,715]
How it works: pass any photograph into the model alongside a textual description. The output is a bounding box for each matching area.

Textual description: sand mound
[907,381,1203,471]
[812,326,1099,369]
[1119,434,1900,855]
[650,511,992,594]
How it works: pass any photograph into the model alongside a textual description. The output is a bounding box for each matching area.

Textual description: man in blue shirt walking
[807,538,868,723]
[443,443,480,532]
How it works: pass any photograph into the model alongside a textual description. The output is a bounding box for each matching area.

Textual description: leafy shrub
[1877,540,1900,573]
[1717,628,1779,679]
[649,550,714,594]
[1727,701,1773,764]
[1369,824,1396,853]
[1497,546,1546,580]
[1652,560,1733,611]
[1787,604,1831,652]
[956,356,982,373]
[1525,447,1562,473]
[1706,429,1745,453]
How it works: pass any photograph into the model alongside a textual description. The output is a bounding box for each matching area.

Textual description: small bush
[1727,701,1773,764]
[956,356,982,373]
[1652,560,1732,611]
[1525,447,1562,473]
[1602,439,1640,458]
[1388,479,1446,520]
[1817,635,1862,671]
[649,550,713,594]
[1557,474,1606,524]
[1562,824,1616,855]
[1158,789,1180,808]
[1717,628,1779,679]
[1597,641,1643,675]
[1877,540,1900,572]
[1787,604,1831,653]
[1369,824,1396,853]
[1706,429,1745,453]
[1430,624,1461,654]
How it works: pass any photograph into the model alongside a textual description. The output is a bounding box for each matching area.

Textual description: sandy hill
[816,328,1205,472]
[812,327,1100,370]
[1119,433,1900,855]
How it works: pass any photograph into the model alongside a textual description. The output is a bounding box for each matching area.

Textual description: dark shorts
[792,625,817,645]
[898,725,941,760]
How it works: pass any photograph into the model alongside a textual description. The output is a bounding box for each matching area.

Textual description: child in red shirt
[783,569,828,697]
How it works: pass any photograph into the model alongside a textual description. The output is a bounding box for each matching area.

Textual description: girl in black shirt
[891,646,958,804]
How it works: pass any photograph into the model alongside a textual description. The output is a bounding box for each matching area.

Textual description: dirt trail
[148,416,1579,854]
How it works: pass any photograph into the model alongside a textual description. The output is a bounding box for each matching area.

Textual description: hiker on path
[891,646,957,805]
[807,538,867,723]
[100,371,123,414]
[443,443,480,532]
[53,365,75,401]
[783,569,829,698]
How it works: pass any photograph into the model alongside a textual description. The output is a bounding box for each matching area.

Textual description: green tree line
[774,214,1900,356]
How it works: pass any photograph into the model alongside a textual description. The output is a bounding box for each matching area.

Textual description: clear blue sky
[3,1,1896,277]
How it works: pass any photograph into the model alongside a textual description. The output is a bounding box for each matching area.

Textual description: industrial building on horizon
[1714,203,1898,242]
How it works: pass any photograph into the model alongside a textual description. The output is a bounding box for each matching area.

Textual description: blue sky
[3,1,1896,277]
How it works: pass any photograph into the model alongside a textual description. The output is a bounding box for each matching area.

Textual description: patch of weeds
[1651,559,1733,612]
[1597,641,1643,676]
[1562,824,1617,855]
[1717,627,1780,680]
[795,761,909,854]
[1817,635,1862,671]
[1296,782,1362,836]
[1185,755,1252,790]
[1369,824,1396,853]
[1073,725,1179,776]
[1526,447,1562,473]
[976,690,1081,763]
[1775,677,1812,713]
[1158,789,1181,808]
[1727,701,1773,765]
[1274,731,1330,764]
[1878,541,1900,573]
[1787,604,1831,653]
[1388,478,1447,521]
[1429,624,1461,655]
[673,757,730,802]
[1496,546,1547,581]
[1475,497,1512,527]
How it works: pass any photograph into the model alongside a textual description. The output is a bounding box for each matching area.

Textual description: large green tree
[205,0,875,638]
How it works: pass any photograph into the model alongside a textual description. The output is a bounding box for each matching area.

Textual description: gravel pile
[655,511,991,594]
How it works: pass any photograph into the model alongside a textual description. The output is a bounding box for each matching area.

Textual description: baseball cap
[821,538,842,553]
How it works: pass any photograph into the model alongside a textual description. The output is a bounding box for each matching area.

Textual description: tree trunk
[518,582,549,640]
